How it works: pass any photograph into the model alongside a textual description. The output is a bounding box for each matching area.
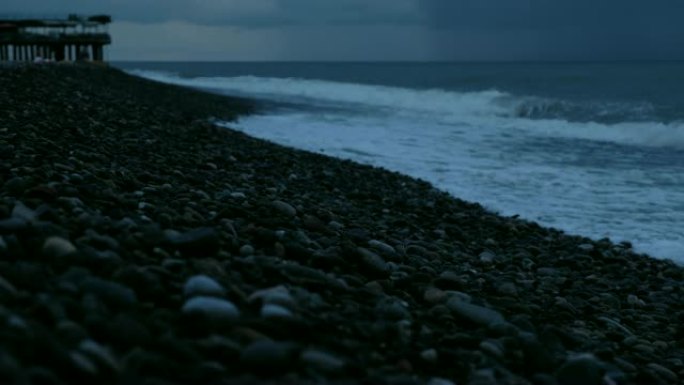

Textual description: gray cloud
[2,0,682,60]
[419,0,684,60]
[1,0,420,27]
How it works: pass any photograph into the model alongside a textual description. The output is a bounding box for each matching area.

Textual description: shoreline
[1,64,682,384]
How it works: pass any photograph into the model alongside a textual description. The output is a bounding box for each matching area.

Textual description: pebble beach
[1,64,683,384]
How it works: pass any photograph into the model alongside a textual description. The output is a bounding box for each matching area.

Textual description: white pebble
[183,275,226,298]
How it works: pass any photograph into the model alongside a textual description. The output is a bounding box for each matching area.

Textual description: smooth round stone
[420,348,439,363]
[647,363,678,383]
[555,354,605,385]
[69,351,98,376]
[81,278,138,308]
[375,298,410,320]
[368,239,396,255]
[300,349,345,372]
[79,339,120,373]
[248,285,295,308]
[479,251,498,263]
[183,275,226,298]
[239,244,255,256]
[446,298,504,327]
[43,236,77,258]
[423,288,447,304]
[239,340,297,374]
[272,200,297,217]
[182,296,240,322]
[260,304,294,319]
[427,378,455,385]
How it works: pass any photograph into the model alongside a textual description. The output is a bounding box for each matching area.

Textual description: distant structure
[0,14,111,63]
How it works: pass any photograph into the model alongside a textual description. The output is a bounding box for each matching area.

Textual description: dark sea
[114,61,684,262]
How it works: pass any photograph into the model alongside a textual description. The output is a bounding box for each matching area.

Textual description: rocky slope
[0,64,682,385]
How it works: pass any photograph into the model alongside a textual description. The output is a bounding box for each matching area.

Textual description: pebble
[479,340,504,359]
[368,239,396,255]
[0,275,17,297]
[375,298,410,320]
[182,296,240,322]
[69,351,98,376]
[239,340,297,374]
[248,285,295,308]
[423,287,447,304]
[647,363,678,382]
[420,348,439,363]
[183,275,226,298]
[446,298,505,327]
[300,349,345,372]
[78,339,120,373]
[167,227,220,255]
[478,250,498,263]
[81,277,137,308]
[272,200,297,217]
[42,236,77,258]
[578,243,594,252]
[357,247,389,275]
[426,378,455,385]
[239,244,254,256]
[433,271,465,290]
[555,354,605,385]
[260,303,294,319]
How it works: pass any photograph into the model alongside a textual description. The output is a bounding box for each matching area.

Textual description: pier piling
[0,15,111,63]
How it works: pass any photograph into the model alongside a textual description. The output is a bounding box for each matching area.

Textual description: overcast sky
[2,0,683,61]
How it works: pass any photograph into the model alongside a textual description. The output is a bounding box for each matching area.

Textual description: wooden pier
[0,14,111,63]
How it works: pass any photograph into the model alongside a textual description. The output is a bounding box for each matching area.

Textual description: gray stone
[0,275,17,297]
[182,296,240,322]
[420,348,439,363]
[79,339,120,373]
[81,277,137,308]
[300,349,345,372]
[183,275,226,298]
[368,239,396,255]
[555,354,605,385]
[239,244,255,256]
[446,298,504,327]
[375,298,410,320]
[167,227,220,255]
[426,378,455,385]
[357,247,389,275]
[479,251,498,263]
[260,303,294,319]
[578,243,594,252]
[43,236,77,258]
[0,218,28,232]
[272,200,297,217]
[69,351,98,375]
[11,201,36,222]
[248,285,295,308]
[239,340,297,373]
[647,363,678,382]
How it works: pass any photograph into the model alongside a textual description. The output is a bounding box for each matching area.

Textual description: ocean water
[115,61,684,262]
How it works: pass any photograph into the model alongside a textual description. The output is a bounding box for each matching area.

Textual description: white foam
[130,70,684,262]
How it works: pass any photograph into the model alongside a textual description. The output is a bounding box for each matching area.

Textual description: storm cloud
[1,0,682,60]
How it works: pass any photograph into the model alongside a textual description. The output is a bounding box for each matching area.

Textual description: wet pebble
[300,349,345,372]
[183,275,226,298]
[43,236,77,258]
[182,296,240,323]
[446,298,505,327]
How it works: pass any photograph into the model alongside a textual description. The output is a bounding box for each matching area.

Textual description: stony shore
[0,64,683,385]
